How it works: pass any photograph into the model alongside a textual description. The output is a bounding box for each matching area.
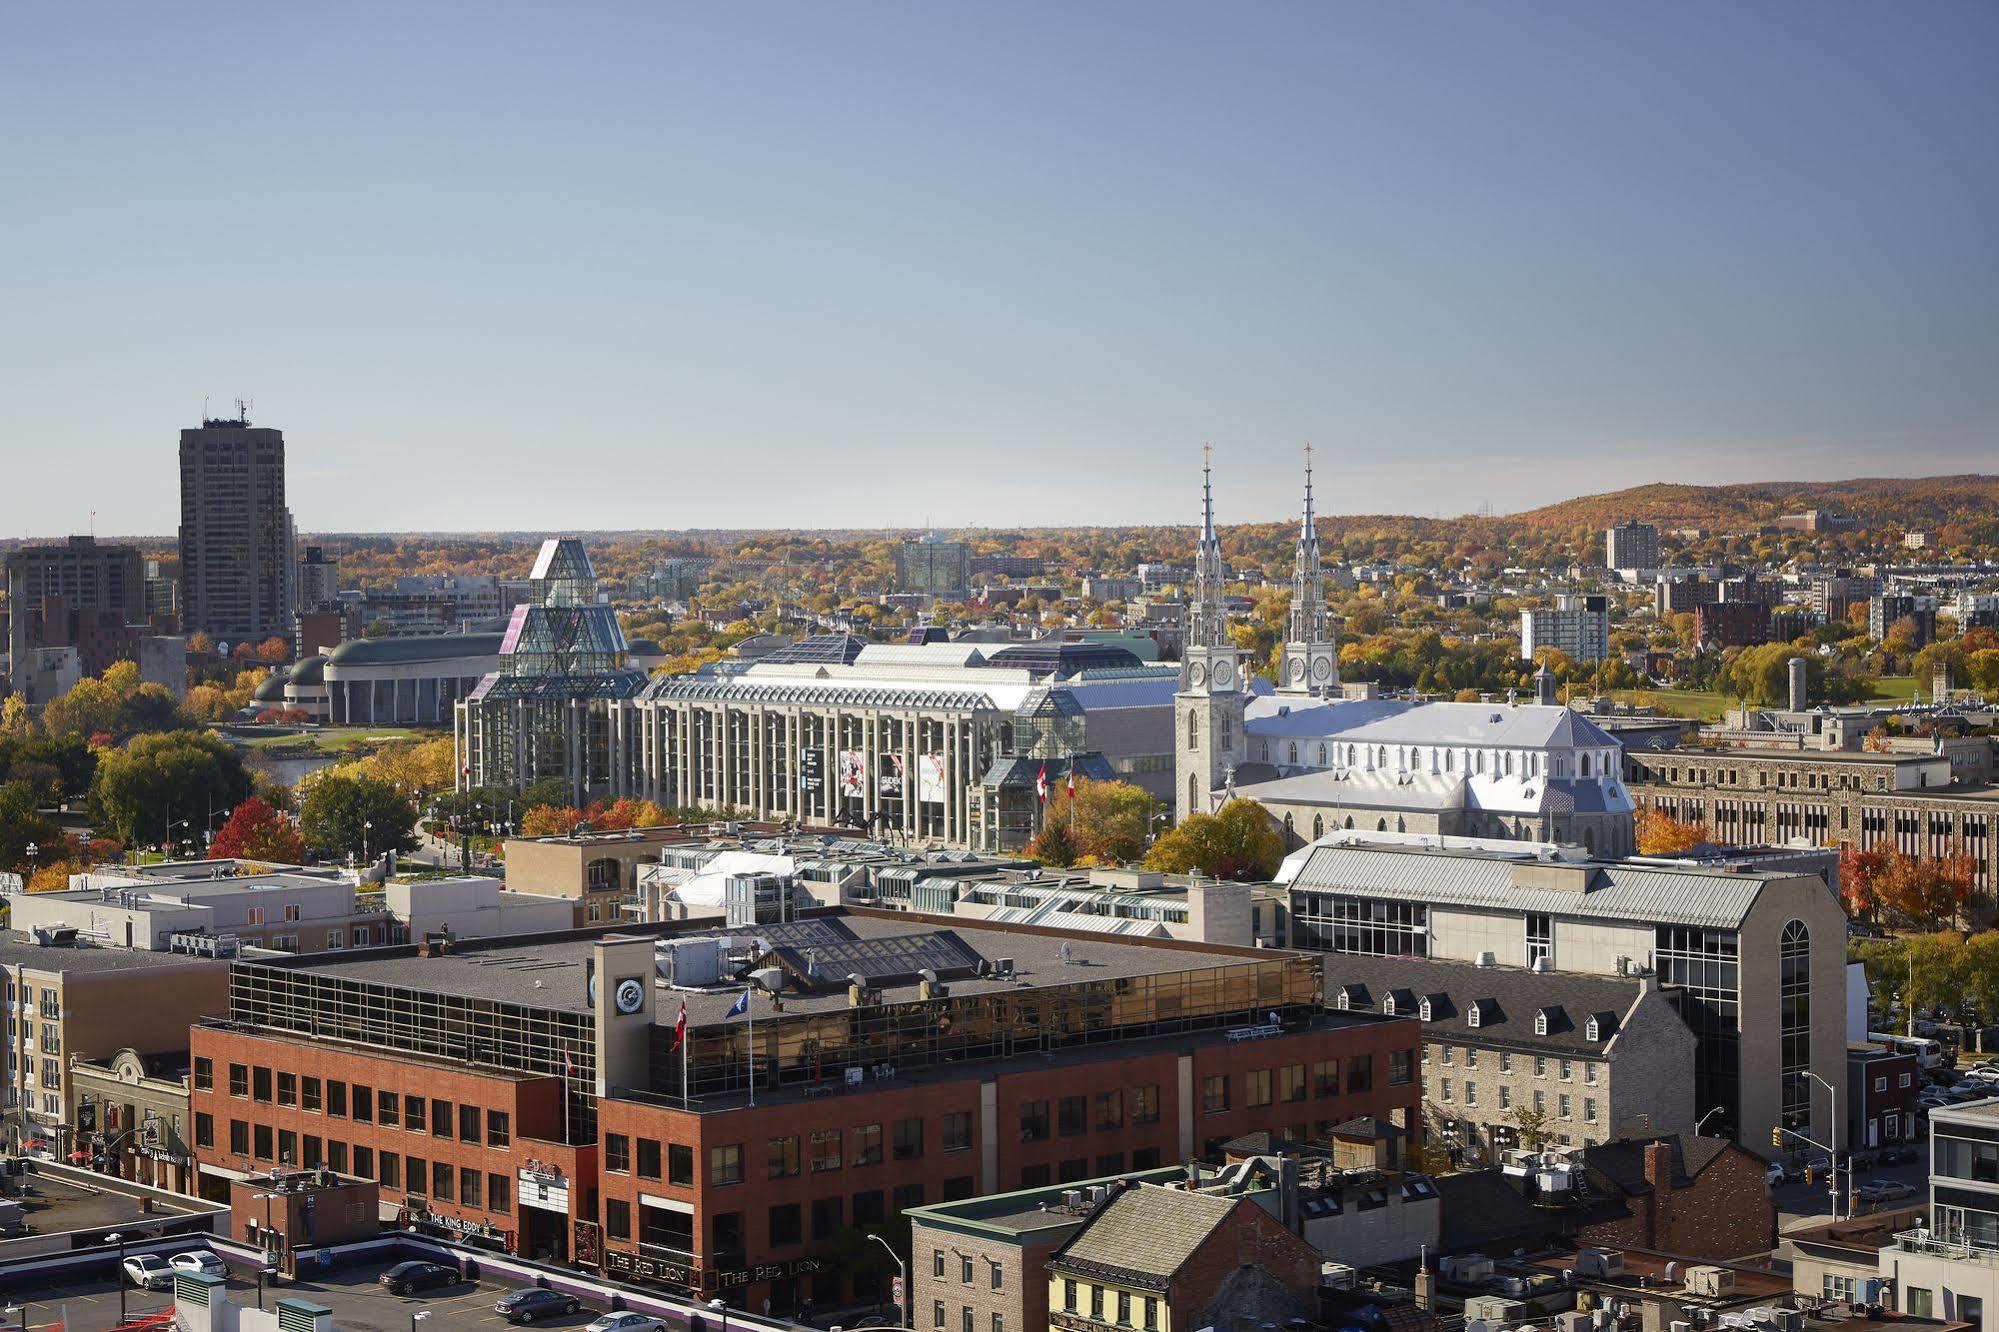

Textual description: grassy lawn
[1603,676,1922,722]
[231,725,441,753]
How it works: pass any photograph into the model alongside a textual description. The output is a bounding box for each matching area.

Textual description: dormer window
[1336,989,1351,1010]
[1468,1004,1482,1028]
[1383,994,1397,1015]
[1535,1011,1549,1036]
[1419,998,1433,1021]
[1586,1016,1601,1041]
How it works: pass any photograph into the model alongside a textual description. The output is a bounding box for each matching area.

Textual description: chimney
[1642,1139,1674,1188]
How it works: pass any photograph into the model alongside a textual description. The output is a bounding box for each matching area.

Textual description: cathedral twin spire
[1188,446,1338,694]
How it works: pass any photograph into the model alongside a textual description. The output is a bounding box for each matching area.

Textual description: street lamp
[867,1233,909,1328]
[362,820,373,865]
[23,842,36,881]
[258,1265,277,1310]
[106,1231,127,1326]
[5,1302,27,1332]
[1695,1105,1728,1136]
[254,1190,279,1264]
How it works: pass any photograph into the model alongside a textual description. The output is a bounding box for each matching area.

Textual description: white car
[1967,1065,1999,1083]
[585,1316,666,1332]
[171,1251,227,1278]
[1764,1163,1790,1186]
[124,1255,174,1290]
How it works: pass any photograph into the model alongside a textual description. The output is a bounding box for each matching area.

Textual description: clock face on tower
[1312,657,1333,681]
[1213,660,1234,687]
[614,978,646,1015]
[1188,662,1207,687]
[1290,659,1306,682]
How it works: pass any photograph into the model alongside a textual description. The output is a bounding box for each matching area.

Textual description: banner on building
[878,752,905,797]
[799,748,824,796]
[838,750,866,795]
[918,753,946,804]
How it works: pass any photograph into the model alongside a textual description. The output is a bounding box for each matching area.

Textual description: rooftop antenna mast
[234,397,253,424]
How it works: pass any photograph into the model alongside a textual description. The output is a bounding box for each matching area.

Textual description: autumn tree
[1634,806,1709,856]
[1028,780,1161,867]
[1142,799,1284,881]
[520,805,587,838]
[209,797,308,864]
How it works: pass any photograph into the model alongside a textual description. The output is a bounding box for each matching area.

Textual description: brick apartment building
[3,933,229,1160]
[188,911,1419,1314]
[1572,1135,1777,1259]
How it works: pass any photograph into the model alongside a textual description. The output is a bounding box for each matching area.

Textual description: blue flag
[726,989,750,1018]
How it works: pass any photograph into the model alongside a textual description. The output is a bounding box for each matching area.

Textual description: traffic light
[1804,1166,1817,1185]
[1772,1127,1785,1149]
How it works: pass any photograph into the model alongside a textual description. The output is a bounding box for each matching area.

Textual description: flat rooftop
[250,910,1302,1027]
[0,931,227,974]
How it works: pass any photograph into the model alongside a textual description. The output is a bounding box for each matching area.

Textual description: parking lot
[7,1255,623,1332]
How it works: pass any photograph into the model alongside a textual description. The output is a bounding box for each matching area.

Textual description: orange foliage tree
[1634,806,1710,856]
[1843,843,1974,931]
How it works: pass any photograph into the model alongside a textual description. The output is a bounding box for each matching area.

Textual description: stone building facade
[1626,744,1999,912]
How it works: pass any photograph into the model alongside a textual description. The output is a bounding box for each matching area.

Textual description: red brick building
[189,911,1420,1315]
[1573,1135,1776,1259]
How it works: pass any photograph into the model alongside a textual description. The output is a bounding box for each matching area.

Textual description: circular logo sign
[614,978,646,1014]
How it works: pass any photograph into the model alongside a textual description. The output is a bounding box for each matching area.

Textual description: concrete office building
[1279,831,1849,1154]
[1606,522,1660,573]
[189,912,1420,1312]
[1520,594,1611,664]
[4,536,147,690]
[178,411,296,643]
[1870,594,1939,647]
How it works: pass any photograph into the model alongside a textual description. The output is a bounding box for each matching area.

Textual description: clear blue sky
[3,2,1994,536]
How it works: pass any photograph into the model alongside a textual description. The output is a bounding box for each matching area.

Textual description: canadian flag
[1067,759,1076,799]
[668,997,689,1053]
[1035,763,1048,805]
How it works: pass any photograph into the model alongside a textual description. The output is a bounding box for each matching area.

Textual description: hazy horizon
[5,3,1994,538]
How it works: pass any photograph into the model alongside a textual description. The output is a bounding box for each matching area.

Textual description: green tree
[299,774,419,863]
[0,780,65,875]
[1142,798,1283,881]
[88,730,251,849]
[1507,1103,1554,1152]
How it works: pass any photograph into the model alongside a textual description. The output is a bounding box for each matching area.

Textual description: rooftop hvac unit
[655,937,723,987]
[1686,1267,1736,1298]
[1476,951,1496,967]
[1746,1310,1778,1326]
[1575,1249,1625,1279]
[1088,1184,1109,1206]
[1320,1264,1357,1292]
[1776,1314,1805,1332]
[1462,1298,1524,1323]
[1672,1323,1693,1332]
[1441,1254,1494,1285]
[1557,1313,1590,1332]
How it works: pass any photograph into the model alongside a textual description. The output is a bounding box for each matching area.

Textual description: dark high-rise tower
[178,406,295,644]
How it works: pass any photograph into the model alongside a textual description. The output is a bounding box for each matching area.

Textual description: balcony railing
[1891,1229,1999,1265]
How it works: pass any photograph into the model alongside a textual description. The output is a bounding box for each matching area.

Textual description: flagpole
[746,986,756,1108]
[561,1048,571,1146]
[682,1015,690,1106]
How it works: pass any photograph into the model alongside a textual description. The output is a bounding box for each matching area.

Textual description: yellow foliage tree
[1634,806,1710,855]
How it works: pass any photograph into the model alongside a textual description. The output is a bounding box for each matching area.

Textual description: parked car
[379,1261,460,1296]
[497,1289,582,1324]
[1868,1180,1918,1202]
[585,1315,667,1332]
[124,1255,174,1290]
[1878,1145,1921,1167]
[170,1251,227,1278]
[1849,1150,1878,1172]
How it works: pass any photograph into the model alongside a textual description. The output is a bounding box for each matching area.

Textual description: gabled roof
[1313,954,1673,1056]
[1048,1184,1242,1289]
[1579,1134,1739,1195]
[1287,843,1785,930]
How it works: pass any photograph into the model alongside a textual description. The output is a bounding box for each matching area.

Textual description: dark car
[497,1289,582,1324]
[1877,1145,1921,1167]
[380,1261,460,1296]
